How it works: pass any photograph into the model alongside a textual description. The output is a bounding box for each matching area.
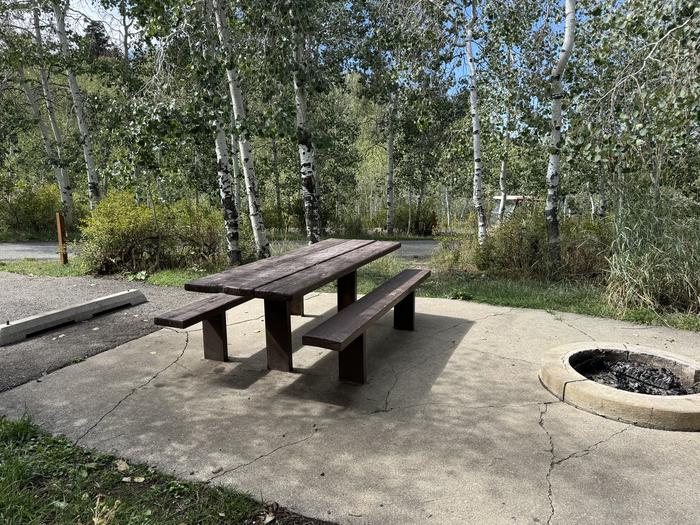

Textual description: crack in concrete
[74,329,190,445]
[548,311,596,341]
[186,314,266,333]
[207,431,316,482]
[467,347,539,366]
[553,426,631,466]
[374,399,559,415]
[538,402,632,525]
[538,403,556,525]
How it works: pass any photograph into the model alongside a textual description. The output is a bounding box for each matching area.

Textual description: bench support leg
[337,270,357,311]
[290,295,304,316]
[264,299,293,372]
[394,292,415,331]
[202,313,228,361]
[339,334,366,384]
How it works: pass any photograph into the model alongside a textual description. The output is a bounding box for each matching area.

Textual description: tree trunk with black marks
[31,7,74,227]
[386,103,395,235]
[293,39,321,244]
[18,65,74,228]
[498,119,510,224]
[211,0,270,258]
[228,117,242,217]
[272,136,282,227]
[53,0,100,209]
[466,1,487,243]
[214,124,241,265]
[544,0,577,265]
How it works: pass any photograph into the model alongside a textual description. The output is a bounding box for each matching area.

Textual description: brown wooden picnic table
[184,238,400,372]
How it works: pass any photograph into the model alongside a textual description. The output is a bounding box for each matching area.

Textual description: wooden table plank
[184,238,371,293]
[244,241,401,300]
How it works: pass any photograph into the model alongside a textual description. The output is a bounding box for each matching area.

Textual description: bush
[80,192,230,274]
[606,190,700,313]
[0,183,61,240]
[434,206,612,279]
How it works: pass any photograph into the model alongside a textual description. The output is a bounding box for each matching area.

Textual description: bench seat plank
[184,239,369,293]
[245,241,401,300]
[154,294,251,329]
[302,268,430,351]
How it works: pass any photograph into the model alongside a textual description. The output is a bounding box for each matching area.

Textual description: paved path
[1,293,698,524]
[0,241,77,260]
[0,240,438,261]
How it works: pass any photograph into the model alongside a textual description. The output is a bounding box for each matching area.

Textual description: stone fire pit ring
[539,342,700,431]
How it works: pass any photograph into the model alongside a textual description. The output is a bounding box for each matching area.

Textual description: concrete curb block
[0,290,147,346]
[539,342,700,431]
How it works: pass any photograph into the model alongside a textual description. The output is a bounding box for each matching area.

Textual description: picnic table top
[184,238,400,301]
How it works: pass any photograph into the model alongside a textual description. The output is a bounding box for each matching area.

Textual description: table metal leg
[202,313,228,361]
[264,299,293,372]
[337,270,357,311]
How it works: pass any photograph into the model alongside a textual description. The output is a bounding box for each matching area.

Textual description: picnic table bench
[154,238,430,383]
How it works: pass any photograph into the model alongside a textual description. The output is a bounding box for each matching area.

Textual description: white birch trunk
[214,124,241,265]
[18,66,74,227]
[228,115,242,216]
[597,167,606,219]
[498,120,510,224]
[53,1,100,209]
[293,39,321,244]
[544,0,576,263]
[32,7,74,226]
[211,0,270,258]
[271,137,282,226]
[466,3,487,243]
[386,105,395,235]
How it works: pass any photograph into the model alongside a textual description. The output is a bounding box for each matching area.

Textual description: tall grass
[606,190,700,313]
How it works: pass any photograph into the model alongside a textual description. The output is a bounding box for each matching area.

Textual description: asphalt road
[0,271,198,392]
[0,239,438,261]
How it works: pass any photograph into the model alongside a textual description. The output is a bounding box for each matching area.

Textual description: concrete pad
[1,294,699,524]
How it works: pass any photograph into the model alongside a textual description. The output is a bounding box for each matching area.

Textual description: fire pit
[539,342,700,431]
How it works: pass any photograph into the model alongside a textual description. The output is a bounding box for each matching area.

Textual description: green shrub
[0,183,61,240]
[606,190,700,313]
[80,192,230,274]
[434,206,612,280]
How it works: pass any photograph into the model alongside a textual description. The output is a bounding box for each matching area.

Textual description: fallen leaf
[264,513,275,524]
[115,459,129,472]
[133,476,145,483]
[122,476,132,483]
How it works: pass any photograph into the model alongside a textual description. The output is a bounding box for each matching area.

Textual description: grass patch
[0,259,87,278]
[341,256,700,332]
[144,268,210,287]
[0,416,258,524]
[2,254,696,331]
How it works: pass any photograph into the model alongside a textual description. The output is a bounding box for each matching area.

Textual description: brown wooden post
[337,270,357,311]
[202,313,228,361]
[290,295,304,316]
[56,212,68,265]
[394,292,415,330]
[339,334,366,384]
[264,299,293,372]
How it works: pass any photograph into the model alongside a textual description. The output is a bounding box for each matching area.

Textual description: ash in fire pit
[585,360,690,395]
[570,349,700,397]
